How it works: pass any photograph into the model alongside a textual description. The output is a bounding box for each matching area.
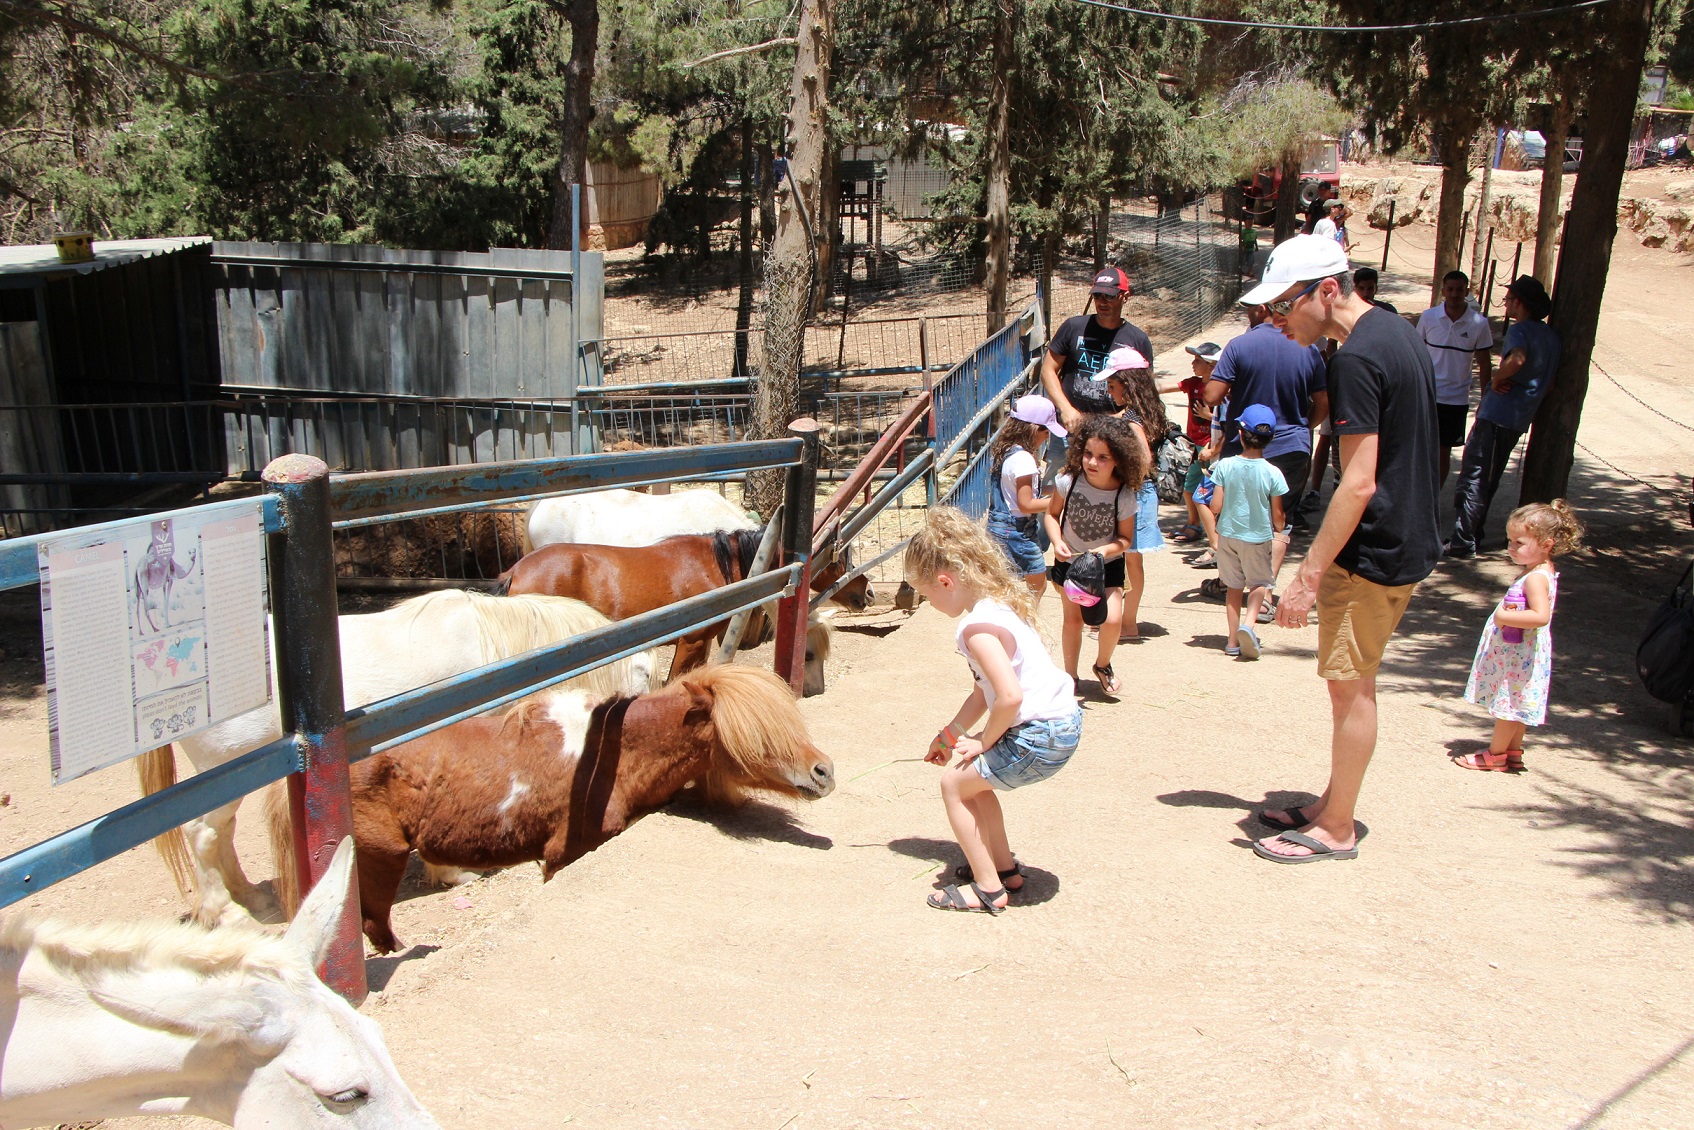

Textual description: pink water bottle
[1500,584,1525,644]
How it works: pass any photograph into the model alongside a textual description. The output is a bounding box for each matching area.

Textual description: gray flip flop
[1252,830,1358,865]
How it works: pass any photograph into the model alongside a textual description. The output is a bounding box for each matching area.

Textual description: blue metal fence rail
[0,437,811,1001]
[934,305,1043,519]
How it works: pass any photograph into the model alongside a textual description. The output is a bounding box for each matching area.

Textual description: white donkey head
[59,839,440,1129]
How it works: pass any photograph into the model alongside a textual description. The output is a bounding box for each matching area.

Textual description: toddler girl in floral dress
[1455,501,1584,773]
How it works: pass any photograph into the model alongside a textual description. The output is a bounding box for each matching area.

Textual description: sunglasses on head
[1267,279,1321,317]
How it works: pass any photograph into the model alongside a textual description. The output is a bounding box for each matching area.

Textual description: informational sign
[39,498,272,785]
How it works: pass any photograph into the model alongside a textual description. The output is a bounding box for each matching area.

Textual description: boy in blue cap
[1208,404,1289,659]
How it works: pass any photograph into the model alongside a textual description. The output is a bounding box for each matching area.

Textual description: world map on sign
[132,633,205,696]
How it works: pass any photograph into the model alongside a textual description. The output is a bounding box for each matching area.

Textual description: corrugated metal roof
[0,237,212,282]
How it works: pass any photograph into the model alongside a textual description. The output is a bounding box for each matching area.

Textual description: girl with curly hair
[1043,414,1144,697]
[1094,347,1167,641]
[904,507,1081,914]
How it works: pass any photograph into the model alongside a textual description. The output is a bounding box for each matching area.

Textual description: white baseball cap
[1241,234,1352,307]
[1009,393,1066,437]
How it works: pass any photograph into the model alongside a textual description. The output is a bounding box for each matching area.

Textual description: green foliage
[1204,73,1349,180]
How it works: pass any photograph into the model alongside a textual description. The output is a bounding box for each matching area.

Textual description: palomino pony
[526,486,756,550]
[286,665,834,954]
[0,838,439,1129]
[496,529,871,678]
[141,589,658,928]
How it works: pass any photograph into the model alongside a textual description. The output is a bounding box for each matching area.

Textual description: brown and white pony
[272,665,834,954]
[495,529,871,677]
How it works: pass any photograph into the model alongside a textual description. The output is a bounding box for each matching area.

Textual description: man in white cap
[1243,235,1441,865]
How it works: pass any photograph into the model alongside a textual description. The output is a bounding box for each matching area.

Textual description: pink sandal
[1452,749,1525,773]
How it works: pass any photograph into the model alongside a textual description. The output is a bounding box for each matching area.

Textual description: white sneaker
[1236,626,1262,660]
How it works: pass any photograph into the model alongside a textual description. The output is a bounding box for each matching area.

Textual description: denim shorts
[975,709,1083,791]
[987,515,1048,576]
[1131,479,1164,553]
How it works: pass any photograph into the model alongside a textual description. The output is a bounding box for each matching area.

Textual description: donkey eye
[323,1087,369,1108]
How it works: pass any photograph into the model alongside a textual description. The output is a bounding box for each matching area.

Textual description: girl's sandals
[1200,576,1227,600]
[1452,748,1525,773]
[954,860,1025,891]
[1092,662,1122,696]
[928,883,1008,915]
[1172,523,1204,543]
[1192,550,1217,568]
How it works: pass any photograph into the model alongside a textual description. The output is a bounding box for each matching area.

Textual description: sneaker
[1443,540,1475,560]
[1225,644,1241,658]
[1299,489,1321,512]
[1236,626,1262,660]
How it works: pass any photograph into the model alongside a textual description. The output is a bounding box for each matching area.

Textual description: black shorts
[1266,450,1311,522]
[1048,555,1128,590]
[1437,403,1468,449]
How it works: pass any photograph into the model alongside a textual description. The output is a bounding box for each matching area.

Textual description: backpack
[1637,562,1694,703]
[1153,424,1197,505]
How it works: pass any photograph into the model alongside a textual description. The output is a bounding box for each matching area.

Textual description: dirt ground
[3,229,1693,1129]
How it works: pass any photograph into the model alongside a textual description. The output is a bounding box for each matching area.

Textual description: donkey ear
[92,973,293,1052]
[283,836,355,969]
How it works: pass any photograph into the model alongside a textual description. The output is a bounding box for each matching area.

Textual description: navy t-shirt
[1048,314,1155,416]
[1328,307,1442,587]
[1210,322,1328,459]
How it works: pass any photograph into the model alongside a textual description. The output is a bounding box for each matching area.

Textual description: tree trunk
[983,0,1015,338]
[735,118,756,378]
[1093,193,1110,270]
[1272,151,1302,244]
[545,0,600,250]
[811,142,840,314]
[1468,129,1495,292]
[1431,127,1473,307]
[1518,0,1655,504]
[1533,99,1571,286]
[749,0,832,519]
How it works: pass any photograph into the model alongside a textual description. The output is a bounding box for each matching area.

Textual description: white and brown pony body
[526,487,756,550]
[0,839,439,1130]
[141,590,658,927]
[318,665,835,954]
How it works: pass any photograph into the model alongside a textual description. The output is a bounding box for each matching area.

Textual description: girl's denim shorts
[975,708,1083,790]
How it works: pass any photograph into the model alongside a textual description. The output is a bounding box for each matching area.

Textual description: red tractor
[1236,139,1342,227]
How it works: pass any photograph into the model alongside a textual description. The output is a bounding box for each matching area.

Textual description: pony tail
[1509,499,1585,558]
[903,506,1040,627]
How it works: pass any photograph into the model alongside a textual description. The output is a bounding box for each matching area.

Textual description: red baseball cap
[1089,267,1130,298]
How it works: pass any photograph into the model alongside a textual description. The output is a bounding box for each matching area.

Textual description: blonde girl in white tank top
[904,507,1083,916]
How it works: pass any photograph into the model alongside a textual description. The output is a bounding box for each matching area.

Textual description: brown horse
[315,665,833,953]
[495,529,871,676]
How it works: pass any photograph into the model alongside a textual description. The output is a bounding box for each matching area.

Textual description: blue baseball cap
[1237,404,1277,432]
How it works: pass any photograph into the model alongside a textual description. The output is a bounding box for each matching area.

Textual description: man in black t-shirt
[1239,236,1440,866]
[1041,266,1157,434]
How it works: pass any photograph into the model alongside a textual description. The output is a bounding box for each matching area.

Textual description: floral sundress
[1464,567,1558,726]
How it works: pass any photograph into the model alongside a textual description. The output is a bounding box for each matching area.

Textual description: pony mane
[707,528,762,582]
[0,912,311,989]
[676,665,815,804]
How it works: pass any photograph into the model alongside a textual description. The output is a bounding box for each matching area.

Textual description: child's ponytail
[1510,499,1584,557]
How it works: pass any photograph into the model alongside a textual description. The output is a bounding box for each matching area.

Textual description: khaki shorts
[1217,536,1275,591]
[1316,565,1418,680]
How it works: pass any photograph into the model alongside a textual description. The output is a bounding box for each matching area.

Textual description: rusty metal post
[1380,199,1395,271]
[263,454,365,1003]
[773,418,819,694]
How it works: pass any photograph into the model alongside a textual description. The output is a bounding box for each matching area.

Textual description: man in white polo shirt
[1416,270,1493,484]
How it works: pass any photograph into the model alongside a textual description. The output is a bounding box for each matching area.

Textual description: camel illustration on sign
[134,519,197,634]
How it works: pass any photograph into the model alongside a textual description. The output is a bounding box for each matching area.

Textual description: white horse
[0,838,439,1129]
[141,589,658,928]
[527,487,757,550]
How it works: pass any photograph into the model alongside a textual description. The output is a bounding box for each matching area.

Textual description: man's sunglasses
[1267,279,1321,317]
